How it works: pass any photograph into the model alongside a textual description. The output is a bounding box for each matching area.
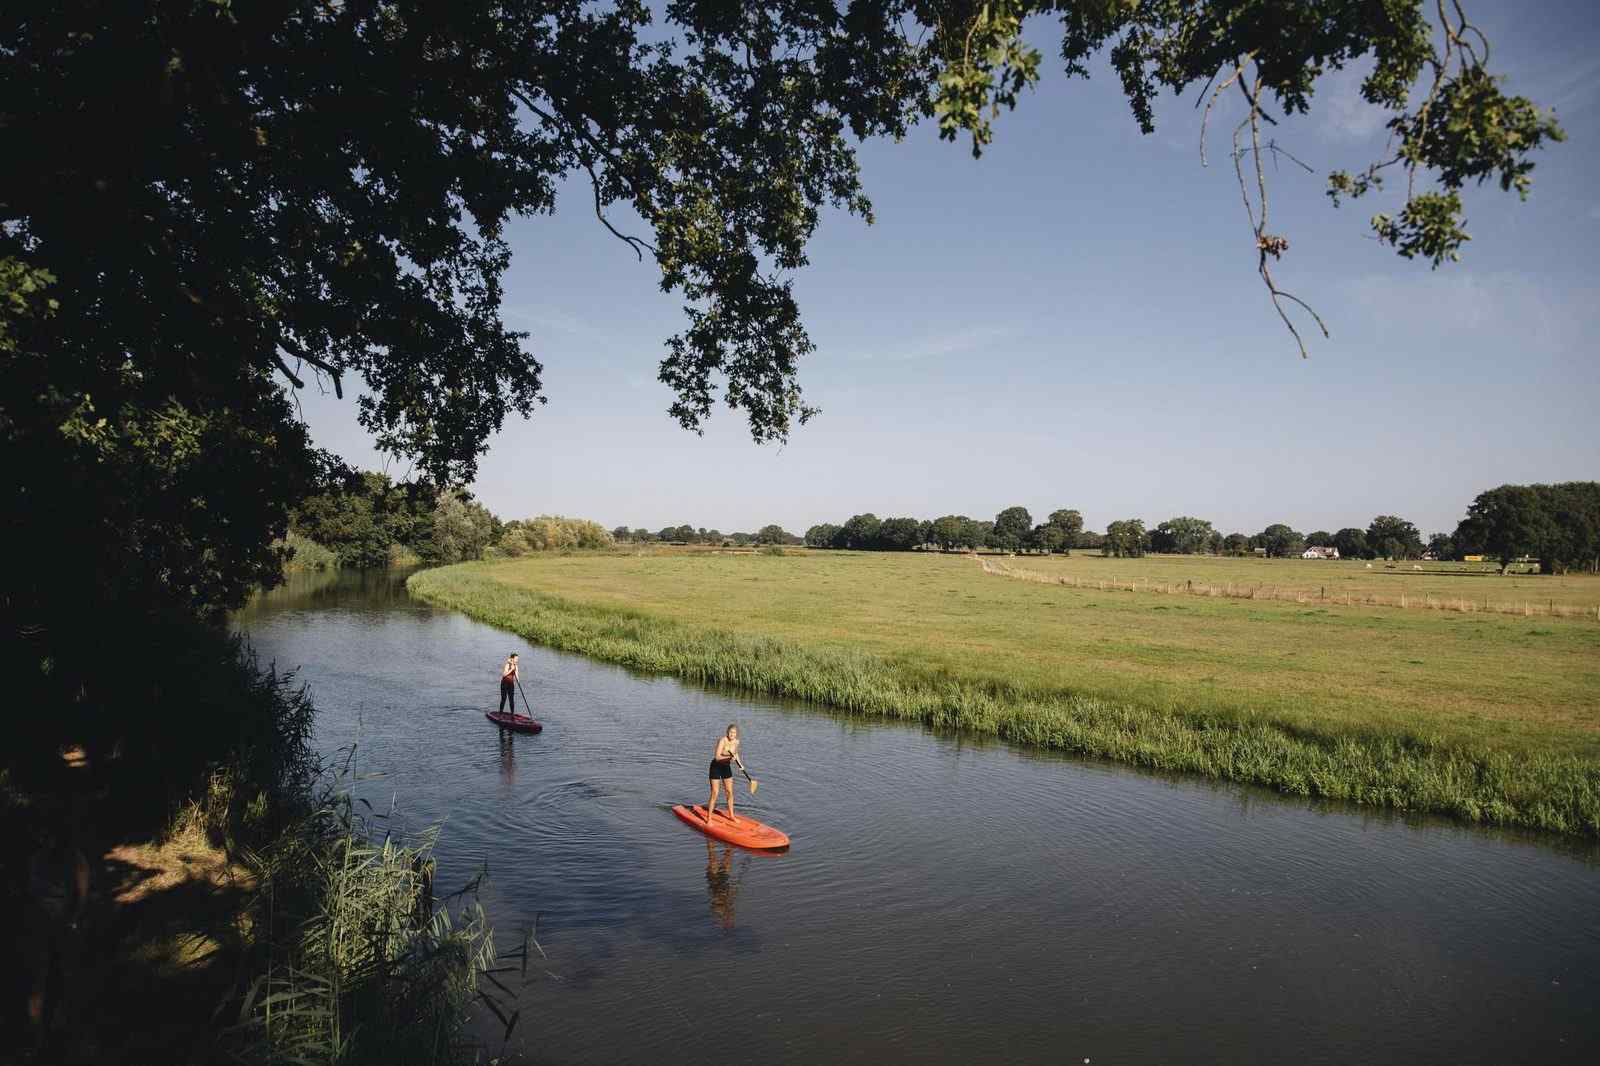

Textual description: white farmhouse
[1301,546,1340,559]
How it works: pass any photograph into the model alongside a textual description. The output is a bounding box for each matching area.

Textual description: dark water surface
[236,570,1600,1065]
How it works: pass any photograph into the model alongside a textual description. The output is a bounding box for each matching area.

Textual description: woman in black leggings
[499,653,520,715]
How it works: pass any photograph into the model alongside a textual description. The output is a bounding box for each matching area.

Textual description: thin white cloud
[1318,60,1390,142]
[1339,270,1587,352]
[1525,54,1600,115]
[849,323,1022,363]
[503,305,615,343]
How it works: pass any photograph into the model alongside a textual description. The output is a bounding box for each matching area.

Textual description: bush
[281,532,338,572]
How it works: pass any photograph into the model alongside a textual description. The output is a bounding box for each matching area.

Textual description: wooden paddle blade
[748,778,758,794]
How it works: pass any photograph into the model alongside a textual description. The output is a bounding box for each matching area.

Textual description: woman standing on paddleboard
[499,653,520,716]
[706,724,747,822]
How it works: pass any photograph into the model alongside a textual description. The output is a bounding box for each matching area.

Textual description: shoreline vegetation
[3,622,502,1063]
[409,557,1600,839]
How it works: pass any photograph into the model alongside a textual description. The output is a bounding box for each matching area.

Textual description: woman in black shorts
[705,724,746,822]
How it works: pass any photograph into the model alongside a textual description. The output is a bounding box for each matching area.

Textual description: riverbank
[409,555,1600,837]
[2,618,496,1064]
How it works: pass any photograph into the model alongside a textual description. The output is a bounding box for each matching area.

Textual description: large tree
[839,513,883,550]
[1455,483,1600,573]
[1366,515,1424,560]
[1150,516,1215,555]
[930,515,968,551]
[1104,519,1147,558]
[1045,509,1084,555]
[755,523,792,545]
[1333,527,1370,560]
[1258,523,1305,558]
[992,506,1034,551]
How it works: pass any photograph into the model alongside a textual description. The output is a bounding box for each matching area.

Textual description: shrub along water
[410,565,1600,838]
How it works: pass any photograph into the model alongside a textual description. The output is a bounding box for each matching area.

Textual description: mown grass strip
[409,565,1600,838]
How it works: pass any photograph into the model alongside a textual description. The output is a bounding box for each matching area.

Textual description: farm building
[1301,546,1340,559]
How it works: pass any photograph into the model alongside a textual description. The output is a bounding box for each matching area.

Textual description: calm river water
[236,569,1599,1065]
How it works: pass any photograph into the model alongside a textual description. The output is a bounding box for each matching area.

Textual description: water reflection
[704,839,744,931]
[498,728,518,788]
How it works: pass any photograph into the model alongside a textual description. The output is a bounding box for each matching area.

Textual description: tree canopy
[1455,483,1600,573]
[1258,523,1305,558]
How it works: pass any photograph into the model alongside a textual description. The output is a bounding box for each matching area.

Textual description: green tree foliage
[1454,482,1600,573]
[1306,530,1333,547]
[804,523,841,548]
[1426,532,1455,561]
[1222,532,1251,556]
[292,472,443,569]
[876,517,924,551]
[1366,515,1425,560]
[1044,509,1084,555]
[1333,527,1370,560]
[991,506,1033,551]
[430,490,501,563]
[839,514,883,550]
[1030,524,1068,553]
[1104,519,1147,558]
[1150,516,1216,555]
[1257,523,1305,558]
[930,515,969,550]
[756,524,793,545]
[656,524,701,544]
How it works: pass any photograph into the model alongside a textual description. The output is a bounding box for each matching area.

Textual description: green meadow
[409,551,1600,836]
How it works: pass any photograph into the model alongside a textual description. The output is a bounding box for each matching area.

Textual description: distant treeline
[611,523,803,547]
[656,481,1598,574]
[791,509,1437,561]
[292,477,1599,576]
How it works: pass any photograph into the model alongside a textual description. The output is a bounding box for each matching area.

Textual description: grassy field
[991,551,1600,616]
[409,551,1600,836]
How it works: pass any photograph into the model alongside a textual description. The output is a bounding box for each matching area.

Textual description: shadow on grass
[2,814,253,1065]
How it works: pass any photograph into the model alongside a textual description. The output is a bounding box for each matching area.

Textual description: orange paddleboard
[672,805,790,850]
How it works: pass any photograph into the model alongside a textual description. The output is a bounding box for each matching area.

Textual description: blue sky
[300,0,1599,539]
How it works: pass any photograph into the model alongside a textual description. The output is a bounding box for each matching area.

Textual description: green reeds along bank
[409,558,1600,838]
[232,799,500,1066]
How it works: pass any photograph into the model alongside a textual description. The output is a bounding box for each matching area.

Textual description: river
[236,569,1600,1065]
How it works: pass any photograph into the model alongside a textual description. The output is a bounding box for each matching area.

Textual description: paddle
[739,765,759,795]
[515,676,535,720]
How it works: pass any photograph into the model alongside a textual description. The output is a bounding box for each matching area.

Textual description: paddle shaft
[515,677,533,716]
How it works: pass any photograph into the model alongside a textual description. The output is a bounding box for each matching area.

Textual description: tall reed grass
[410,566,1600,838]
[228,788,515,1065]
